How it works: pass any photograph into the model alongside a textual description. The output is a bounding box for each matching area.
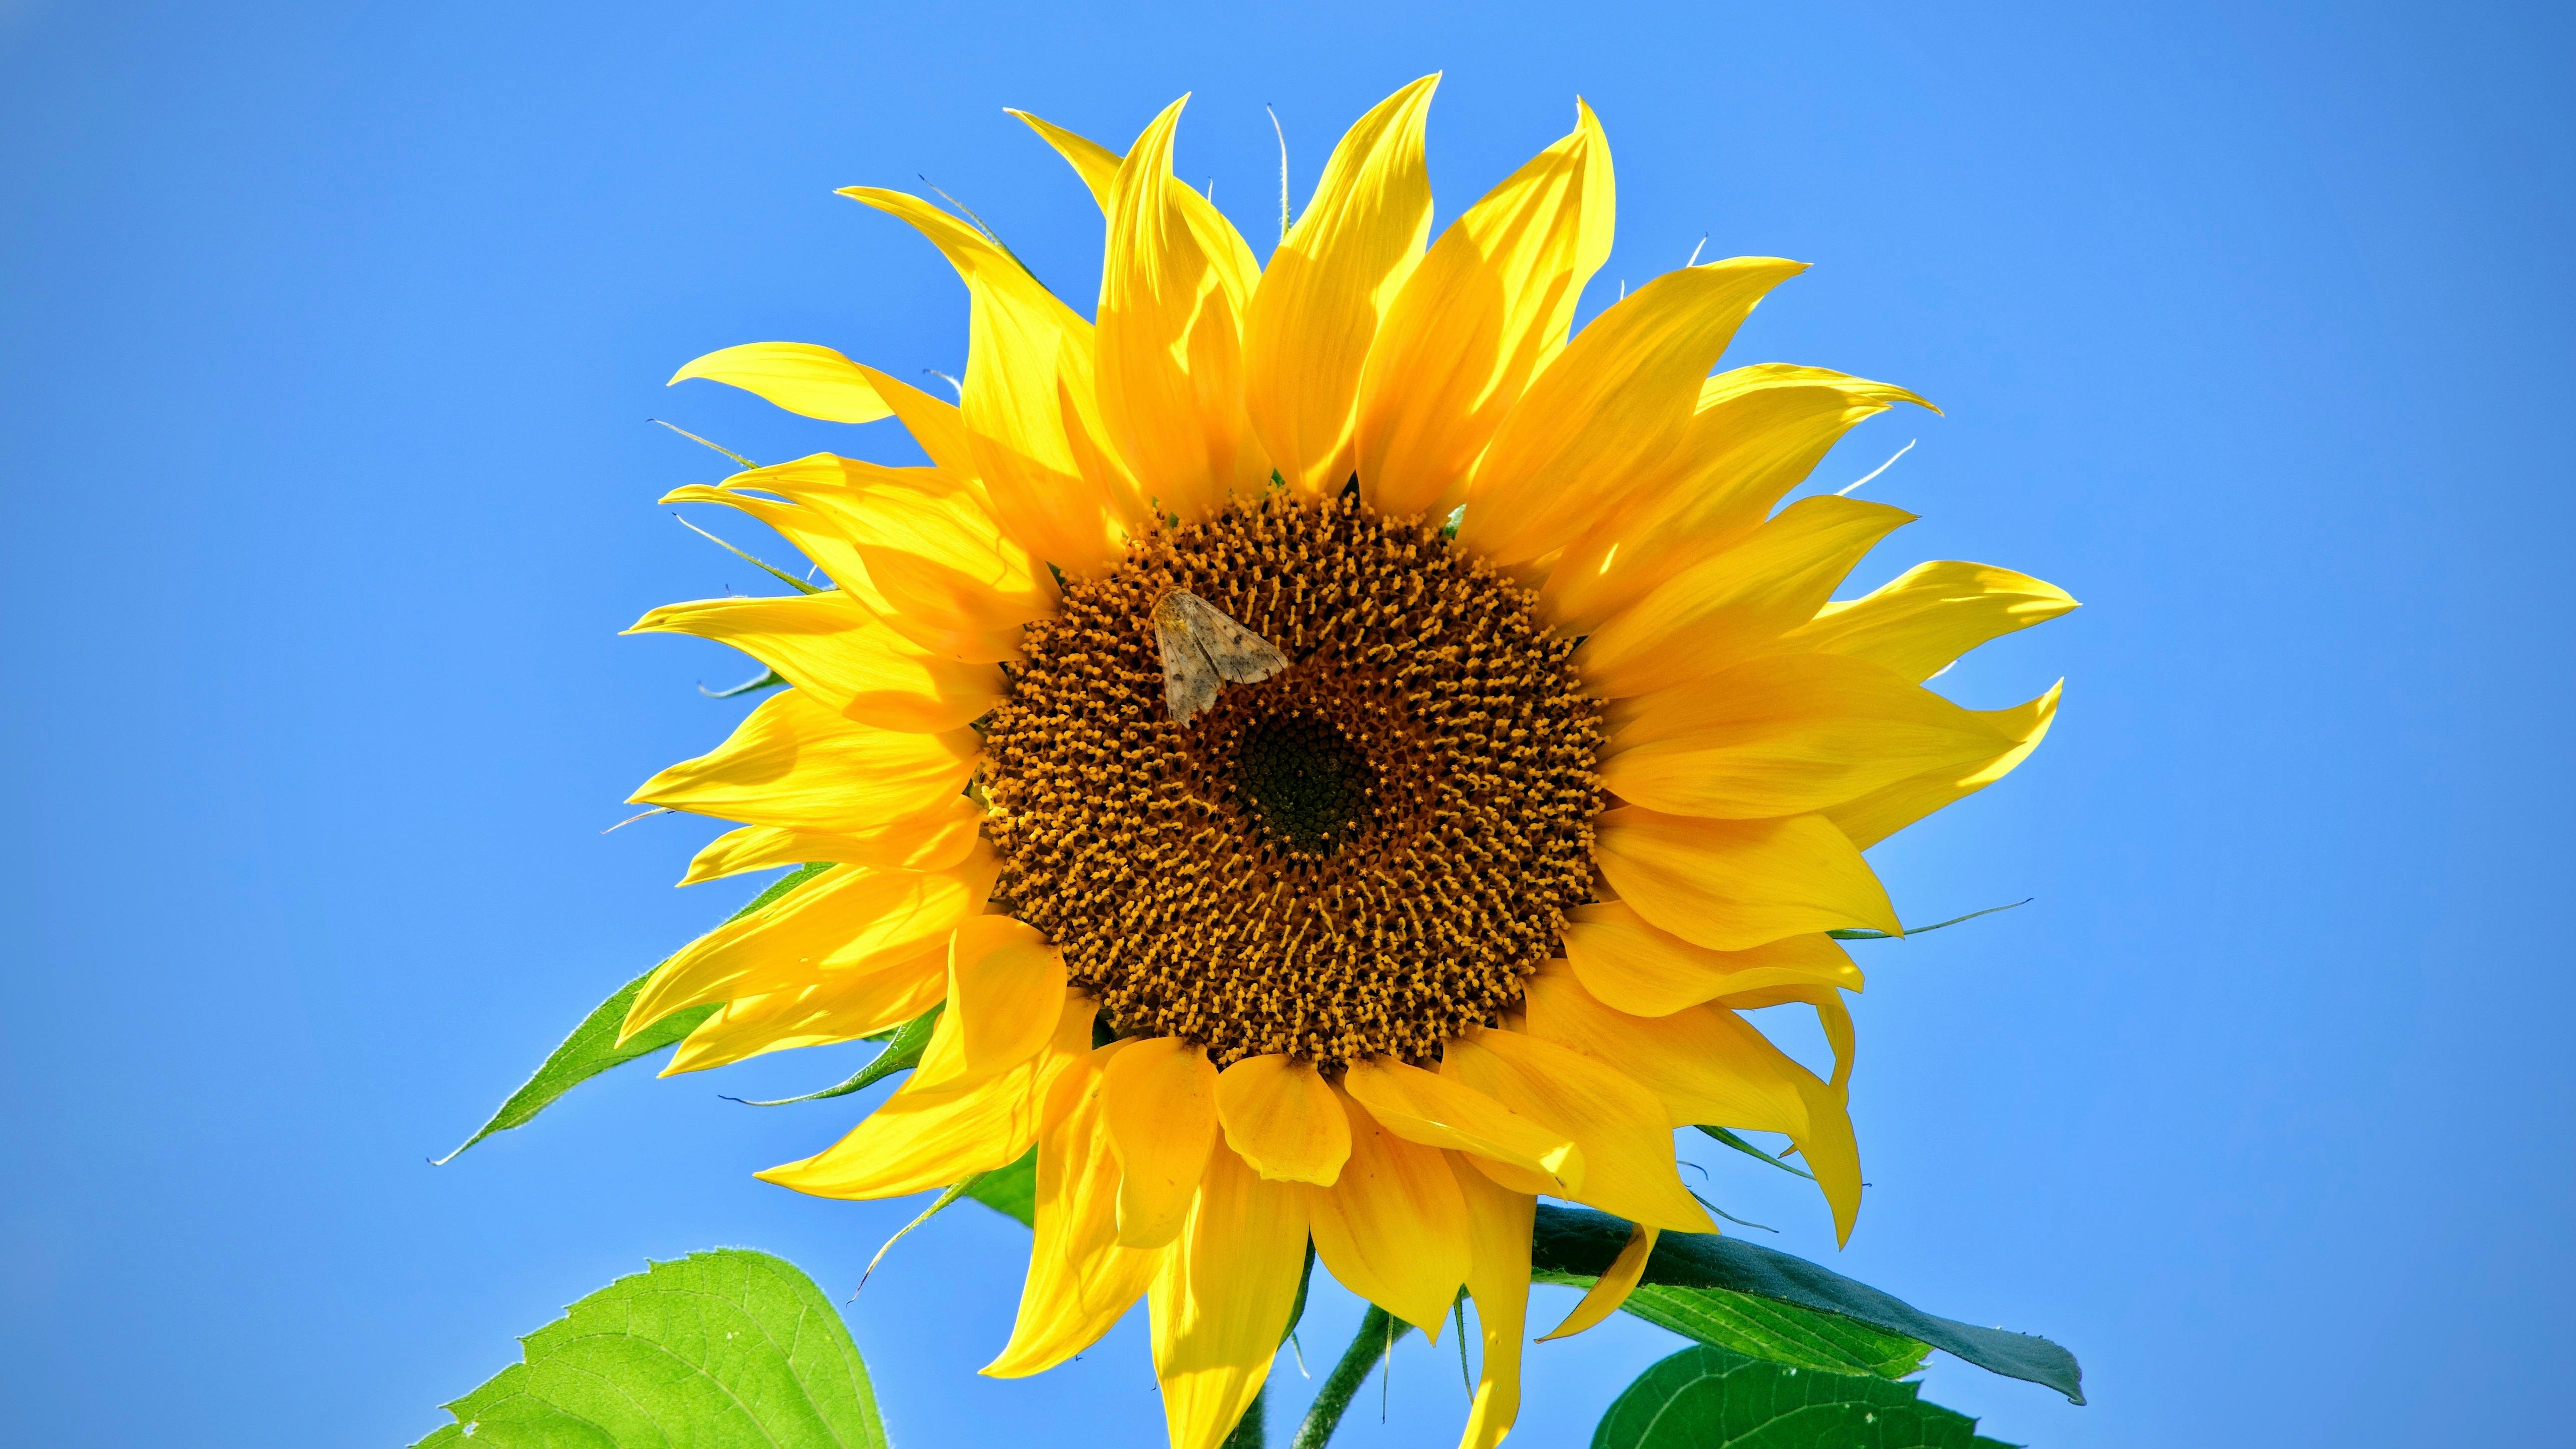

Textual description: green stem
[1289,1306,1416,1449]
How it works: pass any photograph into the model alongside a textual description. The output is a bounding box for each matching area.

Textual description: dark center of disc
[1232,711,1375,856]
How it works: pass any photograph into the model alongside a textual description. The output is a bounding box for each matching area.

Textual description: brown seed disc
[979,491,1602,1069]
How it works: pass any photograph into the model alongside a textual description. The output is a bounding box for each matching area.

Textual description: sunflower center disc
[1232,712,1374,856]
[981,492,1603,1069]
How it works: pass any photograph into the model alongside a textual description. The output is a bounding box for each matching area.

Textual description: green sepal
[728,1004,945,1108]
[1829,899,2030,941]
[411,1248,887,1449]
[1592,1343,2016,1449]
[434,863,837,1163]
[701,667,786,700]
[1695,1123,1816,1181]
[1530,1205,2084,1404]
[961,1144,1038,1226]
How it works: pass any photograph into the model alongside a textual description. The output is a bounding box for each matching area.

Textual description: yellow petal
[1825,682,2063,849]
[1355,99,1615,518]
[1305,1083,1471,1334]
[840,186,1138,574]
[1007,108,1121,205]
[918,914,1067,1088]
[708,454,1048,647]
[1242,74,1440,495]
[1573,496,1913,698]
[1599,653,2014,818]
[1773,560,2078,684]
[1715,982,1857,1092]
[1096,95,1269,522]
[654,480,1018,666]
[1460,257,1809,567]
[1453,1163,1535,1449]
[1524,964,1800,1130]
[1214,1054,1351,1185]
[1102,1037,1221,1249]
[1341,1055,1582,1192]
[1149,1150,1311,1449]
[1594,805,1897,952]
[667,341,893,424]
[625,848,996,1036]
[663,946,948,1074]
[676,800,985,884]
[626,591,1005,732]
[628,688,981,836]
[759,987,1095,1200]
[1560,900,1857,1017]
[1542,366,1932,633]
[661,476,1024,667]
[1522,965,1862,1243]
[833,360,985,484]
[985,1044,1161,1377]
[763,1036,1036,1199]
[656,483,881,609]
[1441,1029,1713,1233]
[1537,1222,1658,1342]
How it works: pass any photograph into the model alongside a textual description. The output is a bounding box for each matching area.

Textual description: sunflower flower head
[621,75,2073,1449]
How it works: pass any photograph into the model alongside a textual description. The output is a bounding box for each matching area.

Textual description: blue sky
[3,1,2570,1445]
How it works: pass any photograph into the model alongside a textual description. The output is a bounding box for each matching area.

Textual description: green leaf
[411,1248,888,1449]
[962,1145,1037,1226]
[1598,1283,1931,1381]
[1592,1343,2016,1449]
[1531,1205,2085,1405]
[435,864,837,1164]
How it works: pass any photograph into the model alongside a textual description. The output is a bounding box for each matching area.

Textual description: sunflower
[619,76,2072,1449]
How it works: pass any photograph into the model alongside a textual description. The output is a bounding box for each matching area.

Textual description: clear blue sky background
[4,2,2570,1446]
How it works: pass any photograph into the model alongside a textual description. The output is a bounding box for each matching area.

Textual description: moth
[1153,589,1288,725]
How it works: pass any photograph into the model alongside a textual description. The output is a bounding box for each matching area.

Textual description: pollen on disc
[979,492,1603,1070]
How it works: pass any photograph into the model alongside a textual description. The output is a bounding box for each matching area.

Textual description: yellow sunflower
[619,75,2072,1449]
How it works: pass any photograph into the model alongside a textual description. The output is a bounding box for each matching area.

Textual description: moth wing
[1153,594,1223,724]
[1174,592,1288,684]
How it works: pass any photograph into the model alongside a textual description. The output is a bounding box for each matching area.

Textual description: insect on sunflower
[619,75,2074,1449]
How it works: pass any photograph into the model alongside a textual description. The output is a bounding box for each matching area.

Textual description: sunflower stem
[1289,1306,1415,1449]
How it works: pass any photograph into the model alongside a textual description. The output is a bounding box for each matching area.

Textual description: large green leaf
[1531,1206,2084,1405]
[411,1248,887,1449]
[1591,1282,1932,1381]
[435,864,837,1163]
[1593,1344,2015,1449]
